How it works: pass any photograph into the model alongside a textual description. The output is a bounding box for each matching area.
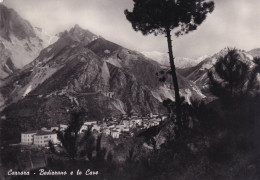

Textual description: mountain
[1,25,206,141]
[65,24,99,45]
[0,42,16,79]
[142,51,208,68]
[0,4,57,80]
[34,27,59,48]
[0,4,36,41]
[0,3,58,110]
[247,48,260,58]
[178,47,258,97]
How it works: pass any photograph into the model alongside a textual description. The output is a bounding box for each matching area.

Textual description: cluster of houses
[21,114,168,147]
[96,114,168,138]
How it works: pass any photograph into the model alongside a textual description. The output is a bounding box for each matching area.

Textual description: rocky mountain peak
[247,48,260,58]
[71,24,83,32]
[61,24,100,45]
[0,4,36,41]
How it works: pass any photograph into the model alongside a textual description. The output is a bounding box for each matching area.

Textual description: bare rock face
[0,4,40,109]
[0,41,15,79]
[2,32,165,116]
[66,24,99,45]
[0,4,40,71]
[0,4,36,41]
[0,4,58,80]
[1,23,208,143]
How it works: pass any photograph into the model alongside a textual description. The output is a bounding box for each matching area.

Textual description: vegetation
[49,107,113,164]
[208,49,251,100]
[110,49,260,179]
[1,3,259,179]
[2,48,259,180]
[125,0,215,133]
[49,108,86,160]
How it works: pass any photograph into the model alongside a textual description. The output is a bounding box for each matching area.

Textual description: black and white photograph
[0,0,259,179]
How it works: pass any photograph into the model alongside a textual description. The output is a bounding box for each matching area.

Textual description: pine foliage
[124,0,215,36]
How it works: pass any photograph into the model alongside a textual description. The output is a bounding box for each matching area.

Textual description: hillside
[0,24,208,143]
[177,47,258,97]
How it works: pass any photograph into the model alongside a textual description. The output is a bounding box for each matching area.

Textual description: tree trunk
[29,150,34,169]
[165,28,182,131]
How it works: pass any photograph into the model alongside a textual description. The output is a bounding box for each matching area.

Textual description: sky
[2,0,260,58]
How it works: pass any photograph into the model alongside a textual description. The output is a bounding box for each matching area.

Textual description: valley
[0,2,260,179]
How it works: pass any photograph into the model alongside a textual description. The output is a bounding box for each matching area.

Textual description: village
[20,113,168,147]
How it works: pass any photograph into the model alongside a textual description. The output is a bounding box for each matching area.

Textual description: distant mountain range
[247,48,260,58]
[0,3,259,134]
[142,51,209,68]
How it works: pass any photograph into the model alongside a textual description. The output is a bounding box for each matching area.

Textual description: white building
[33,131,59,147]
[122,127,130,132]
[116,125,125,131]
[59,124,68,131]
[51,127,59,131]
[103,92,115,98]
[80,125,89,134]
[122,120,130,127]
[21,131,38,145]
[130,119,143,127]
[41,127,59,132]
[84,121,97,126]
[149,119,161,127]
[21,130,59,147]
[150,113,159,118]
[104,129,111,136]
[122,114,128,118]
[111,130,120,138]
[143,122,150,128]
[80,121,98,133]
[92,124,101,132]
[108,124,115,129]
[161,115,168,121]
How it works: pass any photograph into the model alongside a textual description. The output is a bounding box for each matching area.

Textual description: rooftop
[35,131,57,136]
[22,130,56,136]
[85,120,97,122]
[111,130,119,133]
[22,130,38,134]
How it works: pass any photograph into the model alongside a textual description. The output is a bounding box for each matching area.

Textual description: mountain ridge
[1,4,258,140]
[142,51,209,69]
[0,4,58,80]
[0,4,36,41]
[1,24,205,123]
[177,47,259,99]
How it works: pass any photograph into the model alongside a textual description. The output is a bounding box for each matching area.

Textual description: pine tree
[208,49,260,158]
[79,127,95,161]
[247,57,260,94]
[125,0,214,132]
[208,49,250,101]
[50,108,86,160]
